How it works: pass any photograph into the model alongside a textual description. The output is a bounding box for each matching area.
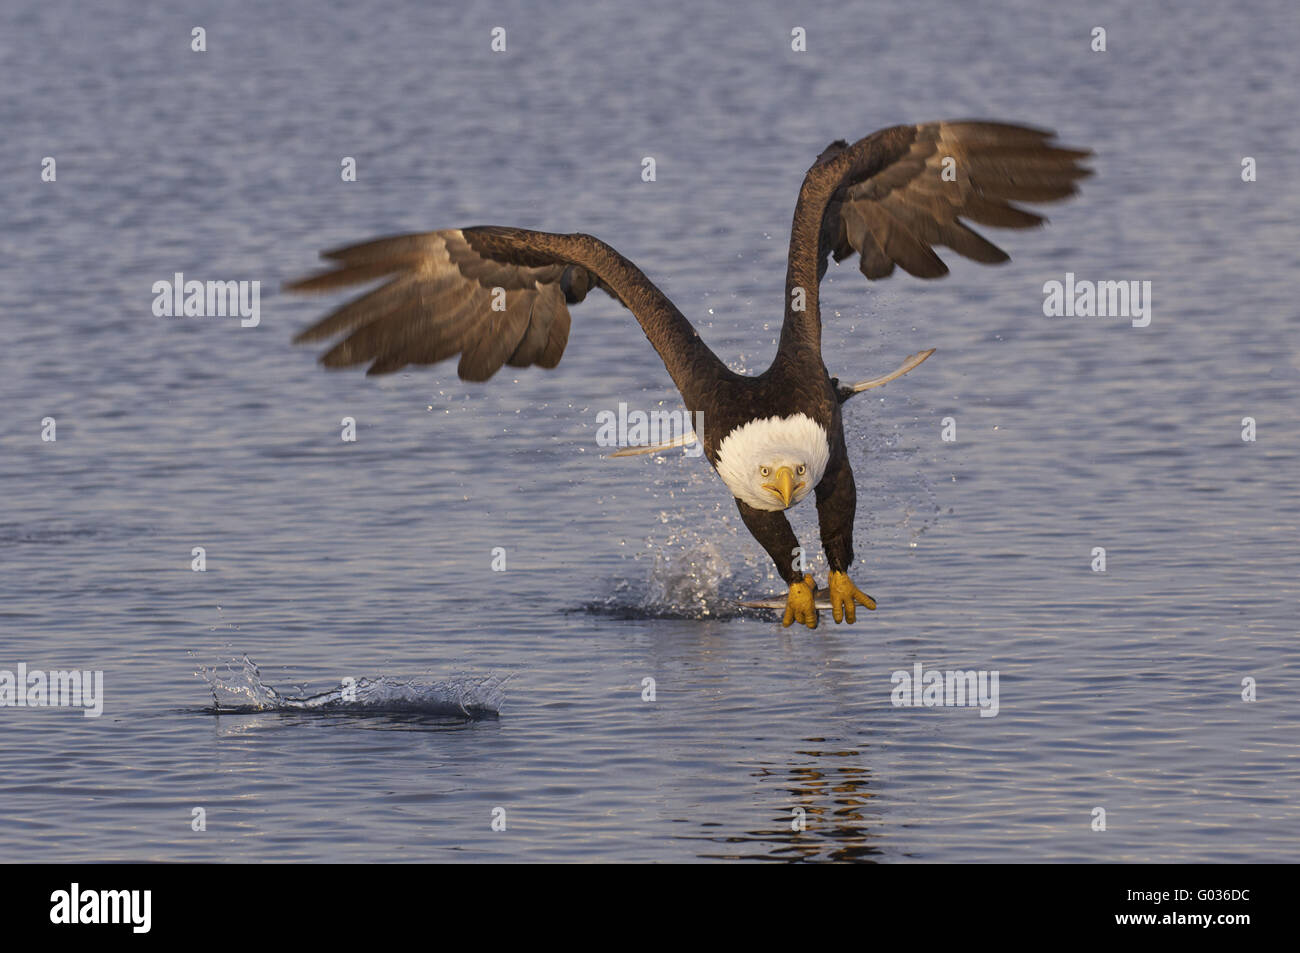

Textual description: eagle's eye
[759,466,771,478]
[796,464,806,476]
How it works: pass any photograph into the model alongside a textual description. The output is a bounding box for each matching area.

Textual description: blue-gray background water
[2,0,1297,862]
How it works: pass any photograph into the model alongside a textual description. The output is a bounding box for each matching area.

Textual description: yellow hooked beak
[762,466,805,508]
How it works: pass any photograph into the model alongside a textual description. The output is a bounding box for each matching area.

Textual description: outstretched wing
[286,227,724,398]
[782,121,1091,345]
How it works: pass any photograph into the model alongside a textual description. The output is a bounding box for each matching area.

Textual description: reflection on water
[687,743,881,862]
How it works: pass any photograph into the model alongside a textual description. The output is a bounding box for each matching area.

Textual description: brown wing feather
[844,122,1088,275]
[838,122,1090,277]
[286,227,724,397]
[288,231,571,378]
[507,284,561,368]
[781,120,1091,350]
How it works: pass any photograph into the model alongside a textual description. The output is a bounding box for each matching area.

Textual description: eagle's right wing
[287,227,727,402]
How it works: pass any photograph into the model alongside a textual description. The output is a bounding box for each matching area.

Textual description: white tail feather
[608,431,699,457]
[848,348,936,392]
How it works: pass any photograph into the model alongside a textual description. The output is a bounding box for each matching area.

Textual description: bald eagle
[287,120,1090,628]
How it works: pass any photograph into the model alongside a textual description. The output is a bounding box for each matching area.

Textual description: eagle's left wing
[780,121,1092,350]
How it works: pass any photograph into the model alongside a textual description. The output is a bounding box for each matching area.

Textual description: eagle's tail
[834,348,936,403]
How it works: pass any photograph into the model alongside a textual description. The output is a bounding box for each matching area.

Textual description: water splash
[586,469,787,620]
[195,656,508,719]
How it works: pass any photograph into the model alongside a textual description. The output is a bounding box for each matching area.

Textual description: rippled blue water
[1,0,1297,862]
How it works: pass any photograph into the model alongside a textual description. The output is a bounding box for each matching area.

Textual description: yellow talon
[828,571,876,624]
[782,574,819,629]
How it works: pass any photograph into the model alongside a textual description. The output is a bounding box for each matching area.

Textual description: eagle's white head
[714,413,831,512]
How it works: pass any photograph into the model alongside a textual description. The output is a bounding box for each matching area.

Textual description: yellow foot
[782,574,819,629]
[828,571,877,623]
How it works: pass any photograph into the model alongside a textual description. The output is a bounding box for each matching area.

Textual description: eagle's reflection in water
[680,741,881,862]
